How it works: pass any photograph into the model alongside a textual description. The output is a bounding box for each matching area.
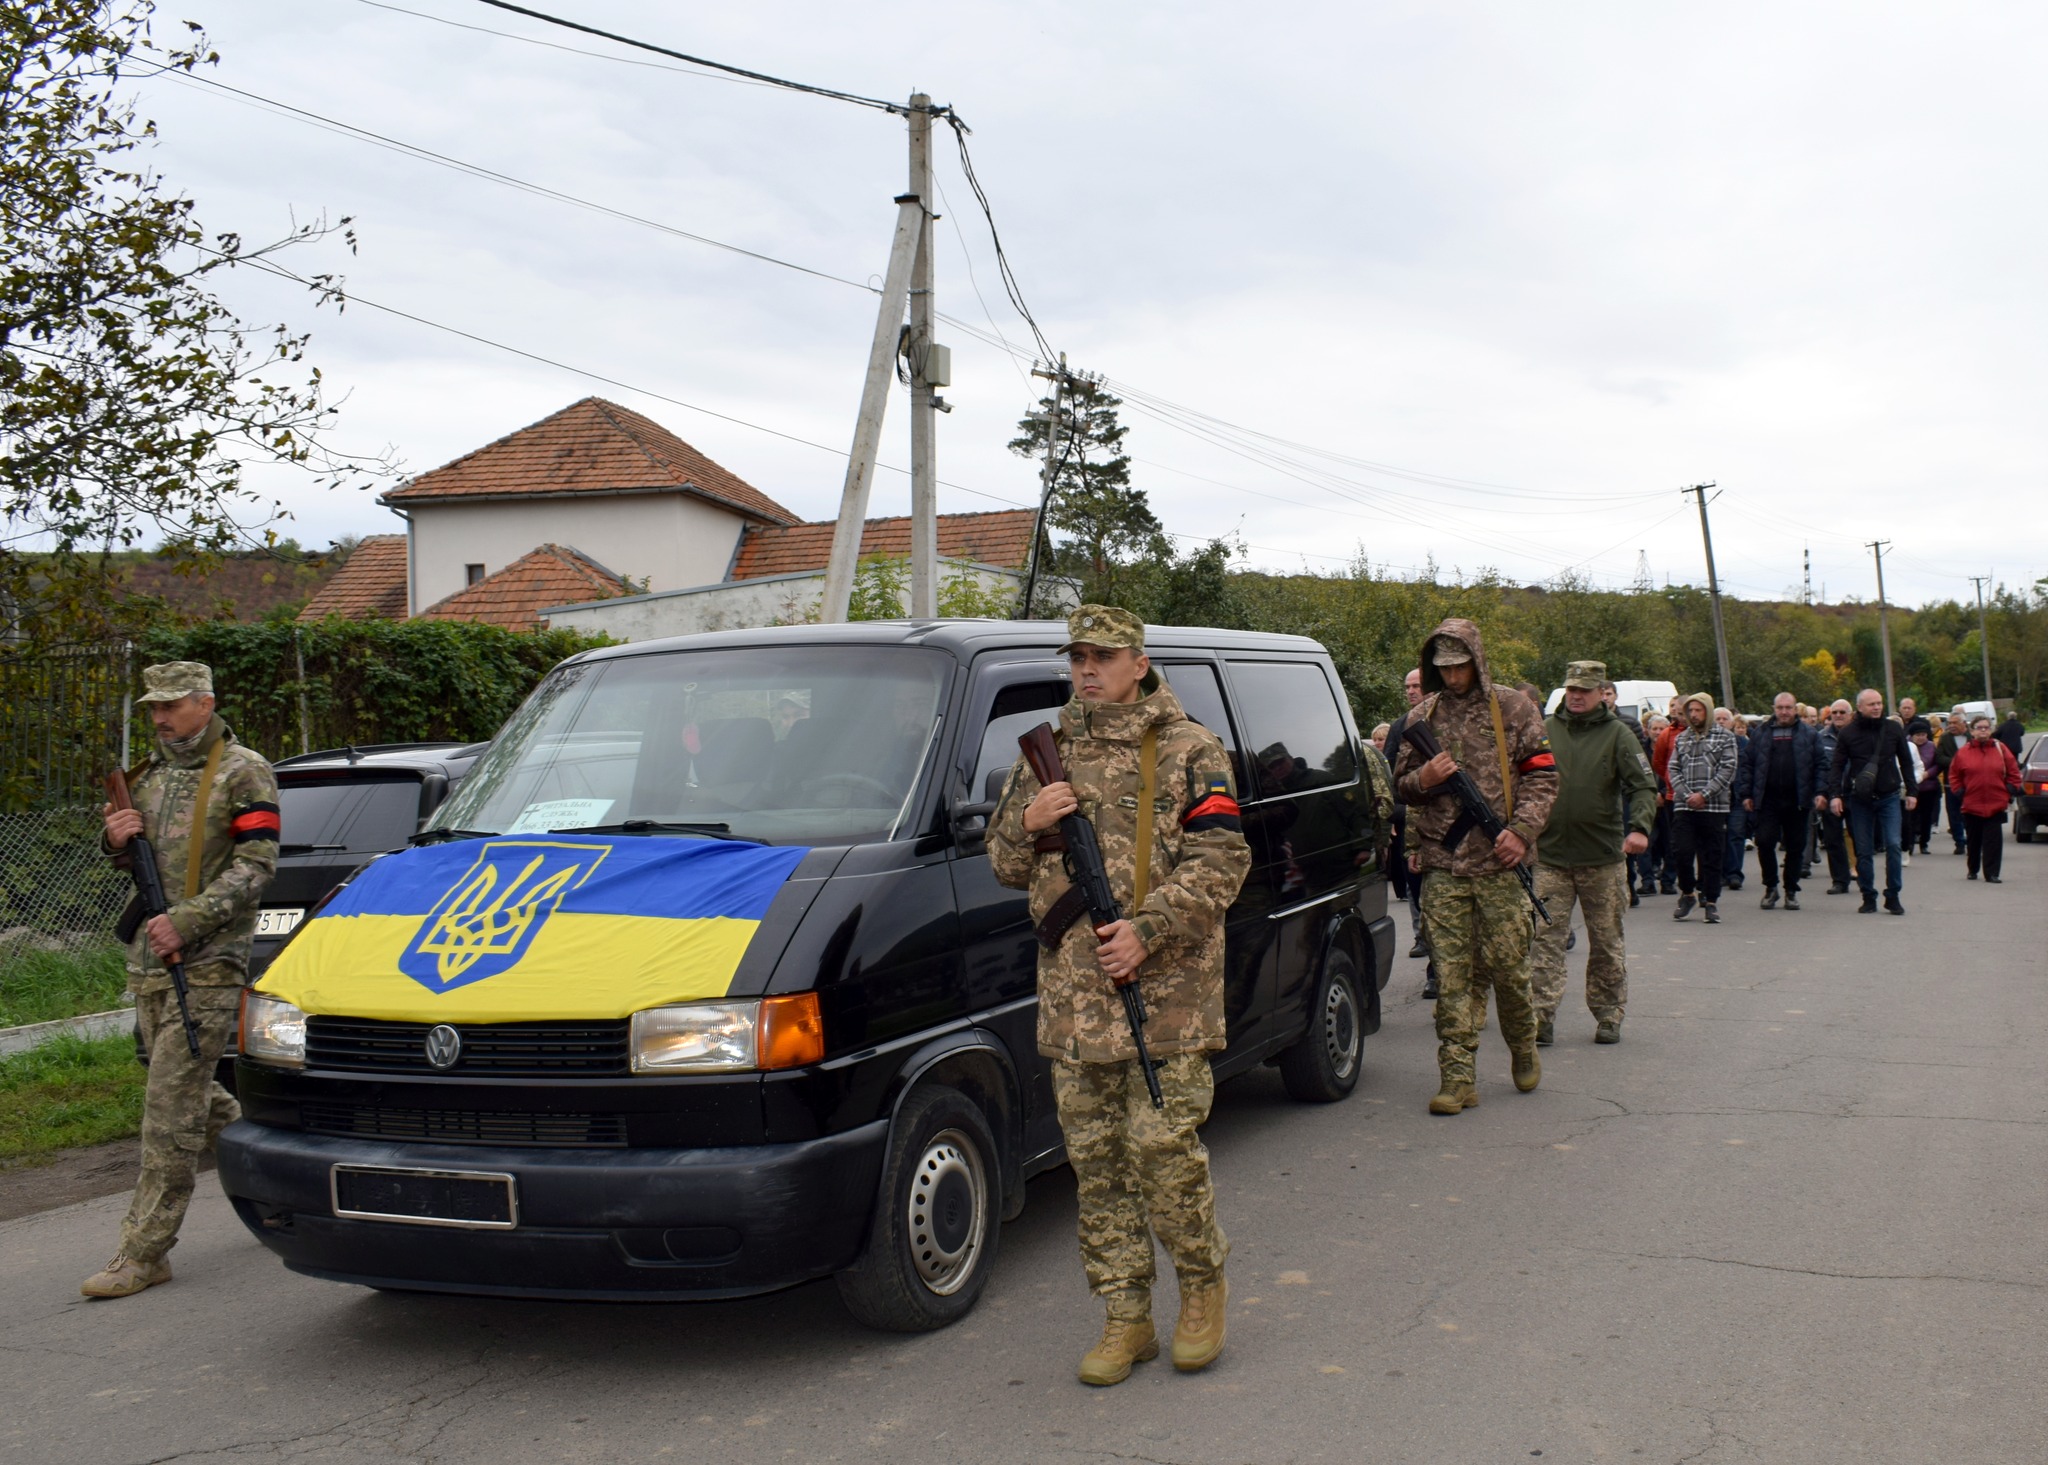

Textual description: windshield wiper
[551,820,763,844]
[409,827,496,845]
[276,842,347,855]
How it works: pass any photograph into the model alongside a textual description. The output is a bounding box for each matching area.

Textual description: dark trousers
[1671,809,1727,902]
[1912,792,1939,851]
[1652,803,1677,889]
[1945,785,1966,851]
[1964,811,2005,879]
[1754,798,1807,895]
[1819,806,1851,885]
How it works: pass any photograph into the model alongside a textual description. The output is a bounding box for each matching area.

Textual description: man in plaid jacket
[1667,693,1737,924]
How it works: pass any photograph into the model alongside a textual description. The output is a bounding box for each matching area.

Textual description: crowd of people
[1369,623,2031,1117]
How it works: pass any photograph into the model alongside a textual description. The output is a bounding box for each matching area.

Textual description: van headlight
[631,994,824,1073]
[240,991,306,1068]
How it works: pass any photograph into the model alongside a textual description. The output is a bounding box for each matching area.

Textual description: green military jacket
[1538,703,1657,868]
[107,716,280,988]
[987,674,1252,1063]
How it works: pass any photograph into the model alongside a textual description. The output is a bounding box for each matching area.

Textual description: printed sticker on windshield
[503,798,615,834]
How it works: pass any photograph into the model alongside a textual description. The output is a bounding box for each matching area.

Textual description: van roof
[567,618,1329,665]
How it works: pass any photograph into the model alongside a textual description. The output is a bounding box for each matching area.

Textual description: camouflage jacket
[1393,617,1558,876]
[988,675,1252,1062]
[105,717,279,988]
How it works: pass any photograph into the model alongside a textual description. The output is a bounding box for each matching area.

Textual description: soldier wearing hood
[1391,619,1558,1115]
[989,606,1251,1386]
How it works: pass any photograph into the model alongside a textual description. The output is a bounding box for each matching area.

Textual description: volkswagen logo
[424,1024,462,1070]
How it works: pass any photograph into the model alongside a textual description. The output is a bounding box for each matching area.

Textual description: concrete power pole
[1867,540,1896,709]
[1686,483,1736,712]
[821,93,945,624]
[1969,574,1995,704]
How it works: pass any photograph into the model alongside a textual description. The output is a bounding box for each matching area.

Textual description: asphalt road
[5,837,2043,1465]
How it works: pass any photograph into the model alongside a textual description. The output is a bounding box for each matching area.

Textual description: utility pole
[821,93,947,624]
[1685,483,1736,712]
[1867,540,1896,709]
[1019,356,1067,618]
[1969,574,1995,704]
[1803,544,1812,606]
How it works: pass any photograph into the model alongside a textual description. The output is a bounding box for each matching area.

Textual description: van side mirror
[950,770,1008,849]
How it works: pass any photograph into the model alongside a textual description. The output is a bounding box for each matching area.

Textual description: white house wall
[406,494,747,611]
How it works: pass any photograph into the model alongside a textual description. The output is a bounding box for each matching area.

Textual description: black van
[218,620,1395,1330]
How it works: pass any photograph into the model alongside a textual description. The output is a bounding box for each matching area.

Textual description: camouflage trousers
[1051,1051,1228,1316]
[1530,861,1630,1025]
[1419,869,1537,1088]
[120,977,243,1264]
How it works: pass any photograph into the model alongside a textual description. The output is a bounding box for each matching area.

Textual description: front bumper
[216,1118,888,1300]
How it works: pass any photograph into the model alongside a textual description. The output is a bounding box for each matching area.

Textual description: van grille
[300,1102,627,1148]
[305,1017,630,1076]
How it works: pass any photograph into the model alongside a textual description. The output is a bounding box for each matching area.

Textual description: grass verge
[0,942,128,1028]
[0,1034,145,1164]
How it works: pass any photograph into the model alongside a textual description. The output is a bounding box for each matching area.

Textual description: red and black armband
[1518,747,1556,774]
[1182,773,1242,834]
[230,802,281,843]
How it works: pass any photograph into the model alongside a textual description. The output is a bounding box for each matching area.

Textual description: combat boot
[1171,1275,1228,1372]
[1428,1080,1479,1115]
[81,1253,171,1299]
[1512,1049,1540,1092]
[1535,1016,1555,1047]
[1079,1295,1158,1387]
[1595,1019,1622,1044]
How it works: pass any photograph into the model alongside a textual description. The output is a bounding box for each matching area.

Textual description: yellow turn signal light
[758,992,825,1070]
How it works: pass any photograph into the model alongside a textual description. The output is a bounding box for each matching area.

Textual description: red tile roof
[415,544,627,631]
[296,535,408,622]
[729,509,1038,581]
[383,397,799,526]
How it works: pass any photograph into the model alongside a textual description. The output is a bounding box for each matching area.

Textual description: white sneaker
[1902,851,1911,866]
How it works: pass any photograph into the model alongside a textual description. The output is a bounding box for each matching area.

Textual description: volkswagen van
[218,620,1395,1330]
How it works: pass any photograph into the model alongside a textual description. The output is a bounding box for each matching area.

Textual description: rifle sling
[1035,884,1090,950]
[184,734,225,904]
[1489,691,1515,825]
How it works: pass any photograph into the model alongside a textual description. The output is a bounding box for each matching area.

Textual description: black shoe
[1565,929,1577,952]
[1702,902,1720,924]
[1724,876,1744,891]
[1629,888,1640,908]
[1827,882,1849,895]
[1968,869,1979,880]
[1783,893,1800,910]
[1883,894,1904,915]
[1409,937,1428,958]
[1759,888,1779,910]
[1952,846,1965,856]
[1859,893,1877,914]
[1986,875,2002,884]
[1673,895,1696,920]
[1422,978,1439,1000]
[1659,884,1677,895]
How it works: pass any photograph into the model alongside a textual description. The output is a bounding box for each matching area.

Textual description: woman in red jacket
[1946,716,2023,883]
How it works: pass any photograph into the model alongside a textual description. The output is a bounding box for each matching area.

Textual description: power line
[354,0,786,89]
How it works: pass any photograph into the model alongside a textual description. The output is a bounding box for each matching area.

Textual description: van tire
[2016,817,2035,844]
[836,1085,1001,1332]
[1278,947,1365,1103]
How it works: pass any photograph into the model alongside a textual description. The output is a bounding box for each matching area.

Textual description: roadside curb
[0,1007,135,1058]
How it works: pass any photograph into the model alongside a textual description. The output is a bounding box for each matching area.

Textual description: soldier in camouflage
[989,606,1251,1386]
[1530,661,1656,1047]
[1393,619,1558,1115]
[83,662,279,1299]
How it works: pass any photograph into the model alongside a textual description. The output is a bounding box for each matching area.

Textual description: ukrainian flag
[257,836,809,1023]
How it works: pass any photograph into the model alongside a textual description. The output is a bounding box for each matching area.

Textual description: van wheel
[1279,947,1365,1103]
[836,1085,1000,1332]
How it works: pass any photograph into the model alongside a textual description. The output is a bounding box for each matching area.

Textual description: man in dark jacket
[1827,688,1920,914]
[1815,700,1854,891]
[1934,712,1969,854]
[1719,710,1753,891]
[1743,692,1822,911]
[1995,711,2025,761]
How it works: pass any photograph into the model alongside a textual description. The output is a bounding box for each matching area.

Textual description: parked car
[217,620,1395,1330]
[1544,678,1678,725]
[2017,738,2048,843]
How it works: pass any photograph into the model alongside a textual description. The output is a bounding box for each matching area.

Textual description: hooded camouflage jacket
[1392,617,1558,877]
[988,674,1252,1062]
[105,716,280,988]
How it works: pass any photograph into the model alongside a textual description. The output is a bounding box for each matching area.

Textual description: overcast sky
[126,0,2047,607]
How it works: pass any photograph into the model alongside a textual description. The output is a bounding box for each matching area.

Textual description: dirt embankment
[0,1139,216,1224]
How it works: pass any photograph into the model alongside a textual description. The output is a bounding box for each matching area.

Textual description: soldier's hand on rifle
[1493,828,1528,867]
[144,914,184,961]
[1094,919,1148,985]
[103,804,143,850]
[1023,780,1079,833]
[1417,751,1459,789]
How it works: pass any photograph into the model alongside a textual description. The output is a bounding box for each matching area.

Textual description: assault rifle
[1399,718,1552,927]
[1017,723,1164,1108]
[105,770,201,1057]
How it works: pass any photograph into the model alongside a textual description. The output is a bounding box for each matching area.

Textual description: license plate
[330,1165,518,1229]
[256,907,305,938]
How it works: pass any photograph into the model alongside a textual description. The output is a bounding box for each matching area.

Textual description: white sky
[126,0,2047,607]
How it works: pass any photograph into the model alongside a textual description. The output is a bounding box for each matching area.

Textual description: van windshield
[428,647,950,845]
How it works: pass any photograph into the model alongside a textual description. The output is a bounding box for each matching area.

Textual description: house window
[465,563,486,586]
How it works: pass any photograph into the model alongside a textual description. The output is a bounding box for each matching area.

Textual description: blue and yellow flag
[257,836,809,1023]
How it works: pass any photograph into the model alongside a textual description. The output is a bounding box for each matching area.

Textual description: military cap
[1429,637,1472,667]
[137,661,214,703]
[1060,604,1145,654]
[1562,660,1607,690]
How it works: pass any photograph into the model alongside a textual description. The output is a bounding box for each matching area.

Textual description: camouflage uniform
[102,668,279,1267]
[1392,620,1557,1092]
[988,608,1250,1311]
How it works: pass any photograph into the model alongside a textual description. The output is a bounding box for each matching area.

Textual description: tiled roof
[729,509,1038,581]
[415,544,627,631]
[383,397,799,526]
[296,535,408,622]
